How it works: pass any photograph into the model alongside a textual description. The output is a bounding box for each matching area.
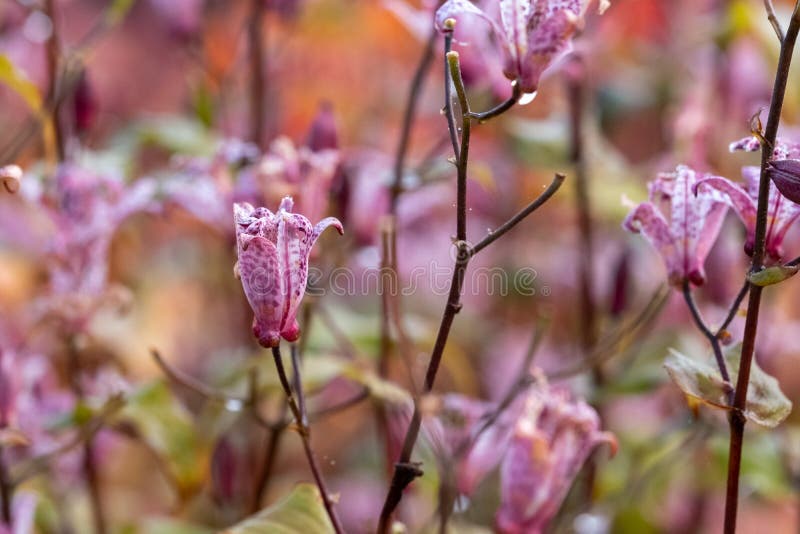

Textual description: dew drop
[487,228,494,234]
[518,91,538,106]
[224,399,244,412]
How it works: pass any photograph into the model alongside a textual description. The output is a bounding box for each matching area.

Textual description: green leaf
[343,366,411,406]
[0,55,42,111]
[664,344,792,427]
[119,381,212,497]
[222,484,334,534]
[139,518,214,534]
[747,265,799,287]
[106,0,137,25]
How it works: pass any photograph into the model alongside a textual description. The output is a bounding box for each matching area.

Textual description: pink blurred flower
[252,136,340,225]
[0,492,37,534]
[435,0,605,95]
[496,385,616,534]
[623,165,730,287]
[696,166,800,261]
[234,197,343,347]
[423,393,521,496]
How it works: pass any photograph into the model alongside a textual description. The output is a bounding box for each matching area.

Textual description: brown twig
[377,45,555,532]
[724,4,800,532]
[271,346,344,534]
[44,0,65,161]
[765,0,786,42]
[247,0,267,147]
[0,447,12,525]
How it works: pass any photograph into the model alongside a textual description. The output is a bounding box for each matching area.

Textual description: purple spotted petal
[695,176,756,253]
[238,235,282,347]
[623,202,680,284]
[496,385,615,533]
[518,9,579,93]
[769,159,800,204]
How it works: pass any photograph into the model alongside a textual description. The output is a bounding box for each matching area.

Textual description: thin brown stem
[725,4,800,532]
[44,0,64,161]
[377,47,533,534]
[250,409,286,514]
[0,447,11,525]
[682,280,732,388]
[471,173,566,255]
[765,0,786,42]
[390,27,437,212]
[716,281,750,338]
[248,0,267,147]
[271,346,344,534]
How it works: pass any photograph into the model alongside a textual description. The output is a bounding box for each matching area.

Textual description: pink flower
[695,166,800,261]
[623,165,730,287]
[496,385,616,534]
[435,0,604,95]
[234,197,343,347]
[0,492,37,534]
[423,394,521,496]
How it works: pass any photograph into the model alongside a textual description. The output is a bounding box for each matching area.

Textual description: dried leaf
[222,484,334,534]
[664,345,792,428]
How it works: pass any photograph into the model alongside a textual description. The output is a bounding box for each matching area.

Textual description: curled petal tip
[599,431,619,458]
[1,165,22,194]
[279,196,294,212]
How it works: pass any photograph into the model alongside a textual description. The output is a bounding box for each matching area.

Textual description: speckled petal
[276,209,314,342]
[623,202,680,284]
[695,176,757,241]
[238,235,282,347]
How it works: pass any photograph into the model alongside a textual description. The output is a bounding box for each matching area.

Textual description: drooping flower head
[623,165,730,287]
[423,393,522,496]
[496,385,616,534]
[696,165,800,262]
[435,0,608,96]
[234,197,343,347]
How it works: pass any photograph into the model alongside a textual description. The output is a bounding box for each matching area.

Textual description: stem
[467,83,521,122]
[67,340,107,534]
[44,0,64,161]
[248,0,267,147]
[724,4,800,532]
[250,416,286,514]
[470,173,566,255]
[443,32,460,161]
[271,346,344,534]
[765,0,785,42]
[716,281,750,337]
[390,27,437,212]
[0,447,12,525]
[83,441,106,534]
[682,280,732,388]
[377,46,533,534]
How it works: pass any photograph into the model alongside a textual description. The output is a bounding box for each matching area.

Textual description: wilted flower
[496,385,616,534]
[623,165,730,287]
[423,393,521,496]
[234,197,343,347]
[435,0,608,96]
[696,166,800,261]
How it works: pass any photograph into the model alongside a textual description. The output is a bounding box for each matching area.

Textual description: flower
[234,197,343,347]
[496,385,616,534]
[422,393,522,496]
[696,166,800,261]
[435,0,607,95]
[623,165,730,287]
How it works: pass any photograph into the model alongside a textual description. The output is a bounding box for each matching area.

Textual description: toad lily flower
[435,0,608,96]
[730,134,800,208]
[234,197,343,347]
[623,166,730,287]
[496,384,616,533]
[695,166,800,261]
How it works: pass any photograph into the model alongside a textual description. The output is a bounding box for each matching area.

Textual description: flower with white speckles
[234,197,343,347]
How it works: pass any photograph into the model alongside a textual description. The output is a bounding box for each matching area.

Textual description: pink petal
[238,235,282,347]
[695,176,756,240]
[276,211,315,342]
[623,202,681,284]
